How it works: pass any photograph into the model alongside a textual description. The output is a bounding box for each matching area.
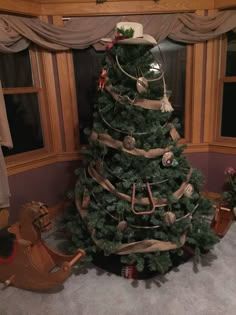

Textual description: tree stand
[0,202,85,291]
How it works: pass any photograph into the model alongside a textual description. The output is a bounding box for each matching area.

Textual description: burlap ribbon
[88,162,192,206]
[75,192,187,254]
[105,84,174,112]
[90,128,179,159]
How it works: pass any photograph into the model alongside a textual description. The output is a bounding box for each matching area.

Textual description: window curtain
[0,11,236,52]
[0,81,12,208]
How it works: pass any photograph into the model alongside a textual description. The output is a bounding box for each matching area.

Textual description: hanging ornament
[162,151,174,167]
[172,159,179,167]
[184,184,194,197]
[160,95,174,113]
[98,69,107,91]
[121,265,137,279]
[115,54,164,94]
[163,211,176,226]
[123,135,136,150]
[117,220,127,232]
[136,77,148,94]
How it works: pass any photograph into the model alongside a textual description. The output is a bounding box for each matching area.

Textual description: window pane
[2,93,44,156]
[152,39,186,137]
[226,31,236,77]
[73,43,187,142]
[72,47,103,144]
[0,49,33,88]
[221,82,236,137]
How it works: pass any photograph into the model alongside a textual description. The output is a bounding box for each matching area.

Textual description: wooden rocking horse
[0,201,85,291]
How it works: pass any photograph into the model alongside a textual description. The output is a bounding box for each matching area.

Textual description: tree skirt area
[92,247,194,280]
[0,221,236,315]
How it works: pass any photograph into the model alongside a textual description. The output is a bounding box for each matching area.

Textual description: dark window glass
[73,41,186,141]
[152,39,186,137]
[221,82,236,137]
[72,47,103,144]
[0,49,33,88]
[2,93,44,156]
[226,31,236,77]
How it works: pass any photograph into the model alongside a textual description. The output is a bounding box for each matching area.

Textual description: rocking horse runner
[0,201,85,291]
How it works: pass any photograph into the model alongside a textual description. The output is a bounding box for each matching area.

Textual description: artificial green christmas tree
[65,22,219,278]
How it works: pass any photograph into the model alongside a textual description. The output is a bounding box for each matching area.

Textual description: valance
[0,11,236,52]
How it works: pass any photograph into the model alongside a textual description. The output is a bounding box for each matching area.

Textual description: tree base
[92,247,194,280]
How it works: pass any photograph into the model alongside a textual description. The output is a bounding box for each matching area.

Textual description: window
[0,44,62,175]
[219,31,236,139]
[72,47,104,144]
[1,47,44,156]
[152,39,187,137]
[72,40,188,142]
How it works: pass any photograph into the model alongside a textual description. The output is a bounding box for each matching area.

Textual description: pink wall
[7,152,236,222]
[185,152,209,190]
[207,152,236,193]
[186,152,236,193]
[8,161,78,222]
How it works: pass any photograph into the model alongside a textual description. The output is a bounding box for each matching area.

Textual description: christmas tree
[65,22,219,277]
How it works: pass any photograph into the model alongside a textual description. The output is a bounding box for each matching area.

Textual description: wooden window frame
[54,15,199,153]
[205,32,236,154]
[4,45,63,175]
[3,10,212,177]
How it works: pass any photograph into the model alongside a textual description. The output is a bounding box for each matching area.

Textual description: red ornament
[98,69,107,91]
[121,265,137,279]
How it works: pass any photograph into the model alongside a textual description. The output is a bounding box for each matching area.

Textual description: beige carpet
[0,222,236,315]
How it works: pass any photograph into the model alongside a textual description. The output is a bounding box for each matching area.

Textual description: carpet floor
[0,221,236,315]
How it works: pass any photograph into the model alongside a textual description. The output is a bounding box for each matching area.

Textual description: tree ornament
[172,159,179,167]
[162,151,174,167]
[98,69,107,91]
[115,54,164,94]
[184,184,194,197]
[121,265,137,279]
[160,95,174,112]
[117,220,127,232]
[136,77,148,93]
[163,211,176,226]
[123,135,136,150]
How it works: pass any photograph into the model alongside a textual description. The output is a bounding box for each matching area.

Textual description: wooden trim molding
[0,0,40,16]
[184,143,209,153]
[184,45,193,143]
[39,16,63,154]
[6,151,82,175]
[190,10,205,145]
[0,0,216,16]
[203,10,219,144]
[208,143,236,154]
[52,16,80,152]
[214,0,236,9]
[41,0,215,16]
